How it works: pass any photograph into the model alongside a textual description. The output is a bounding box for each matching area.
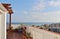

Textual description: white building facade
[0,3,8,39]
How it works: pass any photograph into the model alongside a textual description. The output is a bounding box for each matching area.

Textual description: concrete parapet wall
[26,26,60,39]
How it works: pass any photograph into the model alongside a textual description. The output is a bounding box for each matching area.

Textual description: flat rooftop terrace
[7,31,23,39]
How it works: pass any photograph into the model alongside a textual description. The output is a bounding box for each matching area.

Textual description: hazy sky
[0,0,60,23]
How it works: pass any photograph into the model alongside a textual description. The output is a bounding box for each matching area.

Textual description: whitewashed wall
[0,14,2,39]
[0,13,6,39]
[26,26,60,39]
[0,4,8,39]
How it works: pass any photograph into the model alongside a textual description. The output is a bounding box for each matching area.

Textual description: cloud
[12,10,60,22]
[11,0,60,22]
[32,0,46,11]
[25,10,60,22]
[48,0,60,7]
[32,3,45,10]
[32,0,60,11]
[23,11,28,15]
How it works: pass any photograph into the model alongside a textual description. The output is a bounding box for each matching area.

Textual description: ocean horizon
[6,22,56,26]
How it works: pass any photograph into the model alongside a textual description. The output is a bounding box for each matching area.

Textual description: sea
[7,22,54,26]
[6,22,60,33]
[7,22,52,29]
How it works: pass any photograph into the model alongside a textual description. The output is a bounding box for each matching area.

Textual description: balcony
[7,26,60,39]
[7,27,32,39]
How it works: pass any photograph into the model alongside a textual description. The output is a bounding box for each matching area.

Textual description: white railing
[26,26,60,39]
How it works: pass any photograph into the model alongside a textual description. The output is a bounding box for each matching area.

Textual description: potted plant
[14,28,18,32]
[26,32,32,39]
[23,35,27,39]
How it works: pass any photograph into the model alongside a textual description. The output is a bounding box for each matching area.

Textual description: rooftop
[7,31,23,39]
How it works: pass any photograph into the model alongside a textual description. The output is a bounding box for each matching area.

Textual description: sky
[0,0,60,23]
